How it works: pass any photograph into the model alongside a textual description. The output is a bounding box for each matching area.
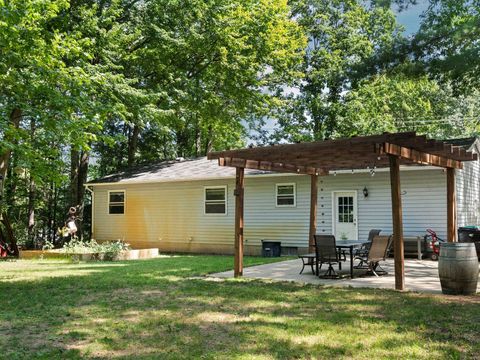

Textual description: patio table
[336,241,364,278]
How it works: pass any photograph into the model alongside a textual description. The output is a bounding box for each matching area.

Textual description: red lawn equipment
[424,229,444,261]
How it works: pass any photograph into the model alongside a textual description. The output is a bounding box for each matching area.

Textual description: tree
[413,0,480,93]
[335,73,479,138]
[273,0,403,142]
[125,0,306,158]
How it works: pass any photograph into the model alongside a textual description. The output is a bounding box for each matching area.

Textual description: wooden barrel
[438,243,479,295]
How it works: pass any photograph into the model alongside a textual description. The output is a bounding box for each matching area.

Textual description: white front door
[333,191,358,240]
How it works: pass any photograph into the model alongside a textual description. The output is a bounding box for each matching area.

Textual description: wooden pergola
[207,132,478,290]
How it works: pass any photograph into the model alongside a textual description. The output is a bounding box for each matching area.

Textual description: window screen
[205,187,226,214]
[109,191,125,214]
[276,184,295,206]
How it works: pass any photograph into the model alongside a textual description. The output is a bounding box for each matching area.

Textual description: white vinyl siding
[92,166,471,253]
[456,142,480,227]
[317,169,448,241]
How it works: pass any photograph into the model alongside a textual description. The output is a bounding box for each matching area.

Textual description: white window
[205,186,227,215]
[276,183,296,207]
[108,190,125,214]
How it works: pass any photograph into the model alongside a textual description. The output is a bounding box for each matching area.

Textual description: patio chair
[314,235,341,278]
[354,229,382,267]
[354,235,392,276]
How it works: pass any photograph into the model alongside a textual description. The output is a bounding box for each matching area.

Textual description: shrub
[62,238,130,260]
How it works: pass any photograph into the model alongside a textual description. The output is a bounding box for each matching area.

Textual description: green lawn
[0,256,478,359]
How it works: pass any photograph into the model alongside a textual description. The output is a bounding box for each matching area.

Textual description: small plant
[42,240,55,250]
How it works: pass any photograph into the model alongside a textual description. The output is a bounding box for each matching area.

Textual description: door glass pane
[338,196,354,223]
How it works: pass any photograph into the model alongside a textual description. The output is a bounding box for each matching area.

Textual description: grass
[0,255,478,359]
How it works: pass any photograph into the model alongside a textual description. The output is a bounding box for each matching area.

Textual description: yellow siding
[92,175,314,254]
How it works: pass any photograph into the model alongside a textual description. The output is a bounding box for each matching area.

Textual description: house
[87,137,480,255]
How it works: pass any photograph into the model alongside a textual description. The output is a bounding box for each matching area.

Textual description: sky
[395,0,430,34]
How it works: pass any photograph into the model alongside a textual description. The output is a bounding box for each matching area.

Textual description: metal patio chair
[314,235,341,278]
[354,235,392,276]
[354,229,382,267]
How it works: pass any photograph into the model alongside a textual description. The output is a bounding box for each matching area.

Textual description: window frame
[275,183,296,208]
[108,190,126,215]
[204,185,227,216]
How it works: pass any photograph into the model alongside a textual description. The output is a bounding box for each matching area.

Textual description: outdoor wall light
[363,186,369,198]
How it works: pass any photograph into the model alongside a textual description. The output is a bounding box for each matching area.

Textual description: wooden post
[234,167,245,277]
[309,174,318,252]
[447,168,457,242]
[389,155,405,291]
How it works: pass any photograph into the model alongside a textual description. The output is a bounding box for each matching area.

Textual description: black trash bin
[458,226,480,259]
[262,240,281,257]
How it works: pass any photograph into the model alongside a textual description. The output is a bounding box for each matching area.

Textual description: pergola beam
[208,132,418,161]
[380,143,464,169]
[209,133,477,165]
[218,157,328,176]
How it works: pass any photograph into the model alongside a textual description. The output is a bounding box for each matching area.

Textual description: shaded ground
[0,256,478,359]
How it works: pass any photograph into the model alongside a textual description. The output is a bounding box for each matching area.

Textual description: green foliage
[275,0,404,141]
[414,0,480,93]
[336,73,479,137]
[96,0,306,172]
[62,238,130,260]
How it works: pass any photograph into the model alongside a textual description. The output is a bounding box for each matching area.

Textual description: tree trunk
[324,84,340,139]
[77,151,89,207]
[0,108,22,192]
[127,124,140,167]
[27,118,36,244]
[0,108,21,254]
[52,183,58,245]
[27,175,35,244]
[194,115,201,157]
[204,125,213,155]
[70,147,79,208]
[71,150,89,240]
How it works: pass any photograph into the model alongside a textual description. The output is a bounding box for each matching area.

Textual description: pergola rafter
[207,132,478,290]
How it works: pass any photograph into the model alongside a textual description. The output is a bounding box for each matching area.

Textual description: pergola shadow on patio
[207,132,477,291]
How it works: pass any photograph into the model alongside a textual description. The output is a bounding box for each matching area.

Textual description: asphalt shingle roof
[89,137,477,185]
[88,157,273,184]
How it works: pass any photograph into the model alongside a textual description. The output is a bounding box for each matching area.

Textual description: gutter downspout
[85,185,94,239]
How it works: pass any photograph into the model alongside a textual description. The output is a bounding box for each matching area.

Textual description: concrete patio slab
[210,258,480,294]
